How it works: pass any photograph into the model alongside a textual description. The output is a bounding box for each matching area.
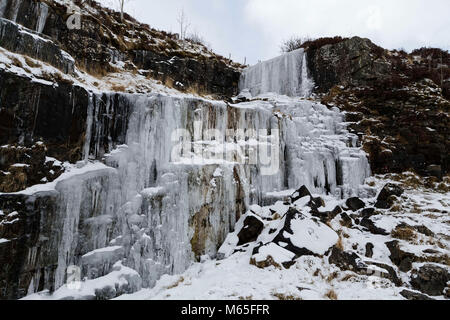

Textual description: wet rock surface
[0,70,89,163]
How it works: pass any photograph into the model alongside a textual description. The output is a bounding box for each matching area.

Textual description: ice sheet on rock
[239,48,313,97]
[82,246,124,265]
[23,262,142,300]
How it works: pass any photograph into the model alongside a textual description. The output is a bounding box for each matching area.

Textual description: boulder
[346,197,365,211]
[339,212,353,228]
[410,264,450,296]
[312,206,342,224]
[360,217,389,235]
[328,247,367,272]
[385,240,416,272]
[250,242,296,269]
[308,196,325,210]
[375,184,404,209]
[361,208,377,218]
[290,186,311,202]
[365,242,374,258]
[400,289,434,301]
[426,165,442,180]
[364,261,402,286]
[237,215,264,246]
[271,208,338,258]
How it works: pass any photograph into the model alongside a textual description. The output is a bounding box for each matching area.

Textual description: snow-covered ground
[114,174,449,300]
[23,173,449,300]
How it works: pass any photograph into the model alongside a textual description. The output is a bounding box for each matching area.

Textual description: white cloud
[244,0,450,61]
[98,0,450,65]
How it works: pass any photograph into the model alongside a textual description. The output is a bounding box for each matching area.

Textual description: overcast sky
[99,0,450,65]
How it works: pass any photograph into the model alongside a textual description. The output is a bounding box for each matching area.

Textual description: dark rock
[310,36,450,176]
[308,196,325,210]
[237,215,264,246]
[0,70,89,163]
[415,225,434,237]
[423,249,440,255]
[426,165,442,180]
[0,18,75,74]
[400,289,434,301]
[375,184,404,209]
[290,186,311,202]
[365,243,374,258]
[307,36,391,92]
[385,240,416,272]
[340,212,353,228]
[360,217,389,235]
[312,206,342,224]
[364,261,402,286]
[395,222,434,237]
[410,264,450,296]
[0,0,240,98]
[328,247,366,272]
[361,208,377,218]
[346,197,365,211]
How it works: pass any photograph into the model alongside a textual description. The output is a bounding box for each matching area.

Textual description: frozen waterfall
[15,47,372,300]
[239,48,314,97]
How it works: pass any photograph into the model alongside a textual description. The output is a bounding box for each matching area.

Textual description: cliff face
[306,37,449,177]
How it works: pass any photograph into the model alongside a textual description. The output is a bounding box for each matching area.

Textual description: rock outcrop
[0,0,241,98]
[306,37,450,176]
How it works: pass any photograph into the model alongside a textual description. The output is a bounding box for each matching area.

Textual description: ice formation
[8,47,371,299]
[239,48,314,97]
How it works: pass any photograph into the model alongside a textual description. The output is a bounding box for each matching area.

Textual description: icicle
[299,52,315,97]
[36,2,48,34]
[83,92,94,161]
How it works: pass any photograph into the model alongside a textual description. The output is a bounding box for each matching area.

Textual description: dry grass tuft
[272,293,302,300]
[336,235,344,250]
[391,226,416,241]
[111,84,127,92]
[325,289,338,300]
[23,56,41,68]
[166,277,184,289]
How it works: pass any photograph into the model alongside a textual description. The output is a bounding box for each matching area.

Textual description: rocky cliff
[305,36,449,177]
[0,0,241,98]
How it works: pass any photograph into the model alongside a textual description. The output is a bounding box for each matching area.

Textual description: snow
[252,243,295,265]
[22,261,141,300]
[287,216,339,255]
[140,187,164,197]
[116,252,402,300]
[82,246,124,259]
[0,162,113,196]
